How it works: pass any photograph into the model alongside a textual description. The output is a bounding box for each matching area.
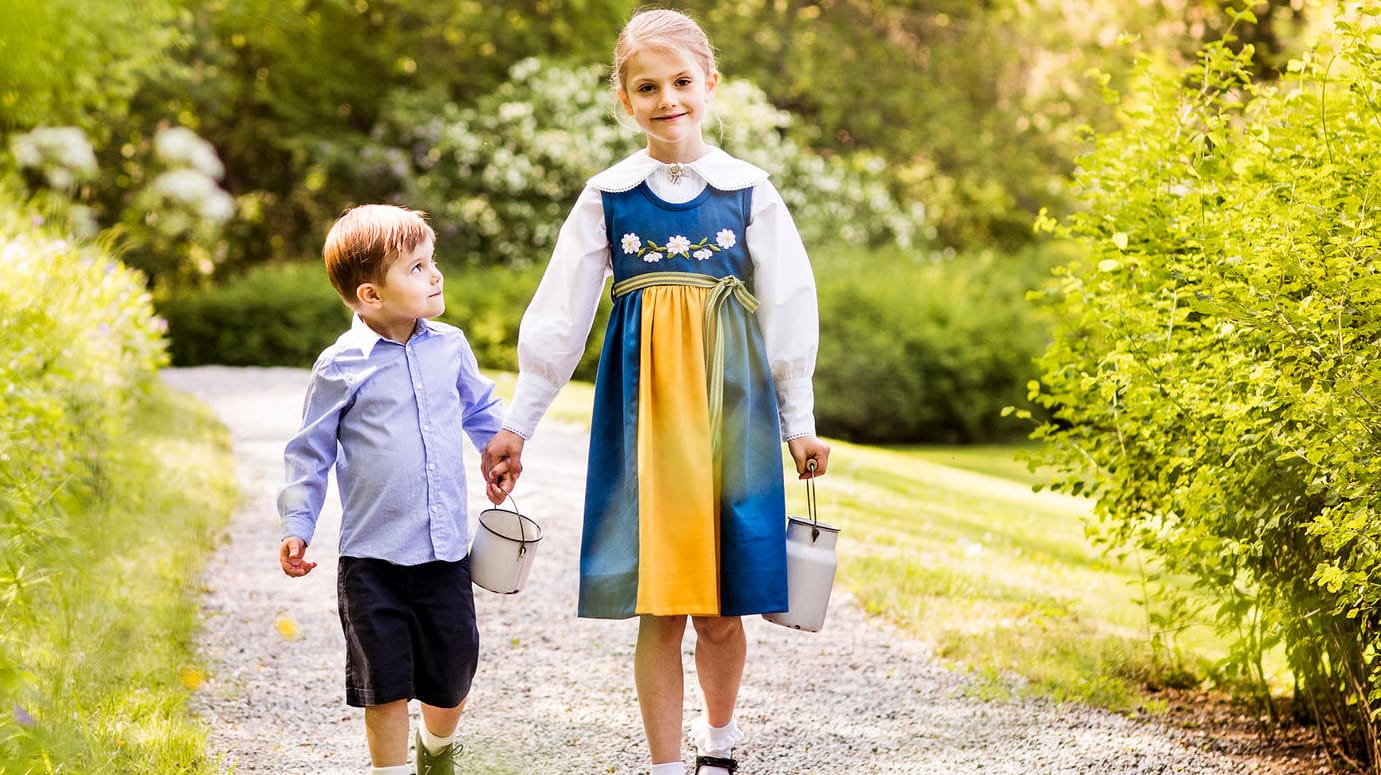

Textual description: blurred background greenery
[0,0,1330,446]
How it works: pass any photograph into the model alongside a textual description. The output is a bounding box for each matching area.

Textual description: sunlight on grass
[796,438,1229,710]
[2,382,238,773]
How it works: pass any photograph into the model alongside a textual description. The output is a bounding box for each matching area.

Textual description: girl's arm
[503,185,612,441]
[745,180,820,445]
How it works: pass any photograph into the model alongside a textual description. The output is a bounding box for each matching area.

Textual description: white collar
[587,148,769,193]
[341,314,432,358]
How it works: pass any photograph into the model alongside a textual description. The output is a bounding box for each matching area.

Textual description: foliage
[681,0,1314,251]
[0,194,233,771]
[0,383,236,774]
[814,243,1061,443]
[159,261,349,367]
[1027,11,1381,767]
[370,58,919,268]
[157,259,612,378]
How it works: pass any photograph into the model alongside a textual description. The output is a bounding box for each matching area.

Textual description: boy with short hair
[277,204,503,775]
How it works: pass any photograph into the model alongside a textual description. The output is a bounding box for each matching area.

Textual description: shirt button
[427,463,436,470]
[422,424,431,432]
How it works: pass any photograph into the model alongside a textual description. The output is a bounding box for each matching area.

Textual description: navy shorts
[336,555,479,708]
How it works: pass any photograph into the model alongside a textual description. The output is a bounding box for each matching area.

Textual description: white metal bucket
[764,463,840,632]
[469,497,542,594]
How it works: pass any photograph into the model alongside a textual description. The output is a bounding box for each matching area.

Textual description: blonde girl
[482,9,830,774]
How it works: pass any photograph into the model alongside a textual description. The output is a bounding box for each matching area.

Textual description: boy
[277,204,503,775]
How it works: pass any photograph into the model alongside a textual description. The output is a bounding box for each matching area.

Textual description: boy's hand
[279,537,317,577]
[787,435,831,479]
[481,429,525,504]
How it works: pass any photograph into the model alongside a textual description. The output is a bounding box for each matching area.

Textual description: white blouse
[502,148,819,442]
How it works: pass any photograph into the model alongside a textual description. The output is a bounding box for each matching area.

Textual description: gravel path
[166,365,1254,775]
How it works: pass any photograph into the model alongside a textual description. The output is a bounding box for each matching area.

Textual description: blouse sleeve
[746,179,819,441]
[503,186,612,439]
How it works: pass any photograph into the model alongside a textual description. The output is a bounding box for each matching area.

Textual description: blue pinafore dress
[578,181,789,619]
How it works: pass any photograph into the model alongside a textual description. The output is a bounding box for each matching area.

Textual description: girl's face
[618,45,718,162]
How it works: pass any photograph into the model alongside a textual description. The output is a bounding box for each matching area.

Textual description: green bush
[371,58,921,268]
[814,244,1059,444]
[160,259,613,378]
[159,261,349,367]
[1028,16,1381,767]
[0,191,179,762]
[165,243,1051,445]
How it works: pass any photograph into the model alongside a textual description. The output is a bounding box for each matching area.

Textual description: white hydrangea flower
[152,169,235,222]
[643,252,663,263]
[715,229,736,249]
[667,235,691,257]
[693,249,712,260]
[155,127,226,179]
[621,233,642,254]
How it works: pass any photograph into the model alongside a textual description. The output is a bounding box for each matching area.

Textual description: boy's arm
[455,335,506,452]
[277,360,352,559]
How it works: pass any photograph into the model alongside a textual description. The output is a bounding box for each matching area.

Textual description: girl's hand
[279,536,317,577]
[482,429,526,504]
[787,435,830,479]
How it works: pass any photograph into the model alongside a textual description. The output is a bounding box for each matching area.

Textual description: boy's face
[357,236,444,326]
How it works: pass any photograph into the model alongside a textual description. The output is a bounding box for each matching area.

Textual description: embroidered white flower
[643,252,663,263]
[621,233,642,255]
[666,235,692,257]
[715,229,737,249]
[693,249,712,260]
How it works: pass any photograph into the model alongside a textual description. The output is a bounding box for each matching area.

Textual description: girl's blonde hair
[611,8,717,93]
[322,204,435,303]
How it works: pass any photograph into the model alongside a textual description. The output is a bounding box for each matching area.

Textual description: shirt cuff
[775,375,816,441]
[502,371,563,440]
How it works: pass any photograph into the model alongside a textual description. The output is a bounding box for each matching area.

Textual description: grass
[791,438,1229,710]
[1,381,238,774]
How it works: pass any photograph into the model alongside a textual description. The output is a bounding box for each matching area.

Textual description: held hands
[481,429,526,504]
[787,435,831,479]
[279,536,317,577]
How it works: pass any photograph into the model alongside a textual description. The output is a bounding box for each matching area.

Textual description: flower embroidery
[620,227,737,263]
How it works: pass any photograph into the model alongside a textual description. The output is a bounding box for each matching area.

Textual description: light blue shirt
[278,315,504,565]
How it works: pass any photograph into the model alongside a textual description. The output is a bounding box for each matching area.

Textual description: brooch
[666,162,685,184]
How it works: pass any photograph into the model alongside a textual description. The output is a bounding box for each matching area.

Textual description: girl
[481,9,830,774]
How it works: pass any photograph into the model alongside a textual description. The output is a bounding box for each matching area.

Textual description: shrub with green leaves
[1027,13,1381,767]
[370,57,920,267]
[815,244,1058,444]
[0,191,168,732]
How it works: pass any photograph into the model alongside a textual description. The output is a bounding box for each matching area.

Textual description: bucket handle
[496,487,530,557]
[805,459,820,541]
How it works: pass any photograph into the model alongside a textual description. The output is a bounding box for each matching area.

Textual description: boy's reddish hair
[322,204,435,303]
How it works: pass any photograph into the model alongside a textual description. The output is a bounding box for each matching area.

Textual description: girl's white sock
[690,715,742,757]
[420,725,457,754]
[650,762,684,775]
[369,765,412,775]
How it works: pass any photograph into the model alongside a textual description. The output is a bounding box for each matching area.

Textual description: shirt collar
[341,314,435,358]
[587,147,770,193]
